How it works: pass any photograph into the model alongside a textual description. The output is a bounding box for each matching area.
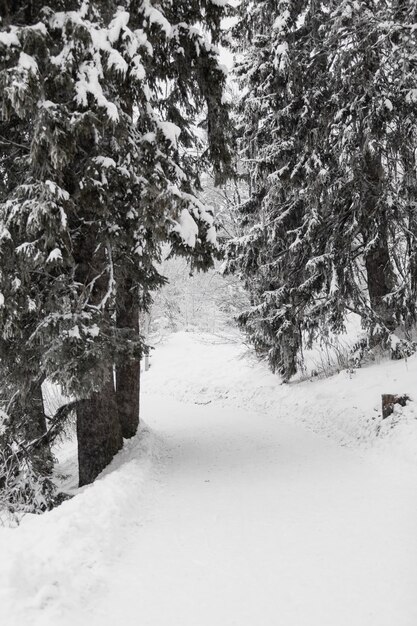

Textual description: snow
[86,324,100,337]
[140,131,156,143]
[0,30,20,47]
[26,22,47,36]
[0,427,160,625]
[39,100,57,110]
[1,332,417,625]
[173,208,199,247]
[206,225,218,246]
[45,180,69,201]
[27,298,36,312]
[107,10,130,44]
[75,62,119,122]
[131,56,146,81]
[210,0,231,6]
[221,90,232,104]
[0,225,11,241]
[107,47,129,75]
[273,10,291,32]
[46,248,63,264]
[384,97,393,111]
[141,0,172,37]
[15,242,34,256]
[18,52,38,74]
[144,332,417,464]
[169,185,215,235]
[66,325,81,340]
[0,410,8,435]
[134,28,153,56]
[49,43,72,69]
[406,89,417,103]
[90,26,129,75]
[157,120,181,147]
[93,156,117,168]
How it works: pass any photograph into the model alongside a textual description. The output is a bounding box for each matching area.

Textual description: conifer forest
[0,3,416,625]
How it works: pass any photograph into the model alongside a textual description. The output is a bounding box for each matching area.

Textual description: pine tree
[228,0,417,380]
[0,0,232,492]
[227,0,331,379]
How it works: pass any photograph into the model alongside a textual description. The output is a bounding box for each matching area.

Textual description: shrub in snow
[0,447,58,523]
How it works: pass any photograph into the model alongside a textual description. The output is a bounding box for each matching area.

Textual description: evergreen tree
[0,0,232,492]
[227,0,417,380]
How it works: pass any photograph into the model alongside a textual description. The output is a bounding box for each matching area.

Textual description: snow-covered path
[2,333,417,626]
[87,394,415,626]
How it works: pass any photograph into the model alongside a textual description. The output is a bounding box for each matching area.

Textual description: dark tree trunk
[382,393,409,419]
[116,275,140,439]
[77,375,122,487]
[361,149,396,332]
[365,225,396,332]
[73,226,123,487]
[76,380,122,487]
[24,383,53,475]
[116,360,140,439]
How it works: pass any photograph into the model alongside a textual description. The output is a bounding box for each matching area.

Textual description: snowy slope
[88,393,417,626]
[144,331,417,471]
[0,427,162,626]
[1,331,417,626]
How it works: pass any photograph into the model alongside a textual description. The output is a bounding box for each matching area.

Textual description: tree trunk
[24,383,53,475]
[382,393,409,419]
[365,229,396,332]
[116,361,140,439]
[116,276,140,439]
[77,374,122,487]
[73,227,123,486]
[361,148,396,332]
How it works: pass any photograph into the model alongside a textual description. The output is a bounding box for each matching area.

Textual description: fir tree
[228,0,417,380]
[0,0,232,492]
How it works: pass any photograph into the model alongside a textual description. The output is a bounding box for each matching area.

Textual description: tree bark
[73,228,123,487]
[24,382,53,475]
[116,276,140,439]
[382,393,409,419]
[361,149,396,332]
[365,227,396,332]
[77,375,122,487]
[116,360,140,439]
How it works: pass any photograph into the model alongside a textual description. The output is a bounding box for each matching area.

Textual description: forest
[1,0,415,507]
[0,3,416,625]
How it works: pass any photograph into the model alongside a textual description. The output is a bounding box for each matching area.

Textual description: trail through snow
[2,333,417,625]
[87,395,417,626]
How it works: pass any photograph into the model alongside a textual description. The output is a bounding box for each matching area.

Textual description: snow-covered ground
[1,331,417,625]
[145,331,417,470]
